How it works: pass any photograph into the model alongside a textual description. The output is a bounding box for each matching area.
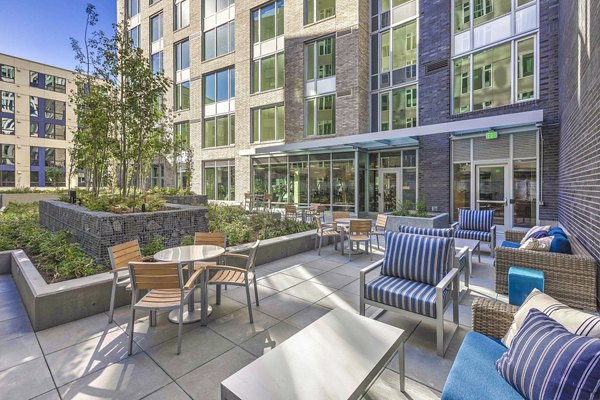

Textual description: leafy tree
[70,5,172,197]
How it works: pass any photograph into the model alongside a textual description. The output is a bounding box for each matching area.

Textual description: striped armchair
[360,232,466,357]
[452,208,497,257]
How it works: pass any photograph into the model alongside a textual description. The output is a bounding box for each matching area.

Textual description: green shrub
[415,199,429,218]
[66,190,166,213]
[180,235,194,246]
[141,236,166,256]
[0,203,103,282]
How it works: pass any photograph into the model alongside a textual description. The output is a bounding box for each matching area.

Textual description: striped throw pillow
[502,289,600,348]
[382,231,454,286]
[459,209,495,231]
[496,309,600,400]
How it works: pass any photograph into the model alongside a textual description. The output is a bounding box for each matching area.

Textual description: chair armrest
[436,268,459,291]
[359,259,384,285]
[209,265,248,274]
[454,246,469,270]
[184,268,204,290]
[472,298,517,340]
[504,229,526,243]
[451,222,459,230]
[109,267,129,274]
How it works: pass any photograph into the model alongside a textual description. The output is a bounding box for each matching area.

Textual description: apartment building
[121,0,558,230]
[0,54,78,189]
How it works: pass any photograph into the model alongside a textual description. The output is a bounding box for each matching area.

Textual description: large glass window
[175,40,190,71]
[252,52,285,93]
[379,21,417,84]
[129,26,140,47]
[1,118,15,135]
[309,154,331,204]
[175,121,190,150]
[151,164,165,187]
[204,160,235,201]
[30,72,39,87]
[513,159,536,227]
[306,95,335,136]
[270,157,288,204]
[174,0,190,30]
[289,156,308,204]
[252,1,284,44]
[204,21,235,60]
[151,13,163,43]
[252,104,284,142]
[44,100,66,120]
[332,153,355,210]
[0,65,15,83]
[516,37,535,101]
[453,163,471,220]
[151,51,164,75]
[379,84,417,131]
[203,67,235,104]
[175,81,190,110]
[204,114,235,147]
[204,0,234,17]
[306,37,335,81]
[126,0,140,18]
[305,0,335,24]
[1,91,14,113]
[252,158,268,195]
[44,123,66,140]
[473,0,511,26]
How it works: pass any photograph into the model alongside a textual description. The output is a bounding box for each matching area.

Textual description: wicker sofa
[495,230,597,310]
[441,298,521,400]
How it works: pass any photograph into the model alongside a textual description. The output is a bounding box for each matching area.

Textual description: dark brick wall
[557,0,600,263]
[416,0,560,220]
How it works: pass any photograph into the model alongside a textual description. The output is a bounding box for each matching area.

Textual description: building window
[0,65,14,83]
[45,75,67,93]
[203,160,235,201]
[252,104,284,143]
[305,0,335,24]
[174,121,190,150]
[151,13,163,43]
[44,123,66,140]
[379,20,417,86]
[1,91,14,113]
[150,0,160,5]
[30,72,39,87]
[252,52,284,93]
[1,144,15,166]
[126,0,140,18]
[174,0,190,30]
[252,1,284,44]
[517,37,535,101]
[175,82,190,110]
[151,52,164,75]
[1,118,15,135]
[306,37,335,81]
[306,95,335,136]
[203,21,235,60]
[378,85,417,131]
[151,164,165,187]
[175,40,190,72]
[203,67,235,105]
[30,147,66,187]
[0,144,15,187]
[204,114,235,148]
[204,0,234,18]
[30,122,39,137]
[45,100,66,120]
[129,26,140,48]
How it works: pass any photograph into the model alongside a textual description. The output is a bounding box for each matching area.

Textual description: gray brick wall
[557,0,600,263]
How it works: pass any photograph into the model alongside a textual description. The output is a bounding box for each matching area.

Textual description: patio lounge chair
[207,240,261,323]
[127,261,202,355]
[107,240,154,324]
[451,208,496,258]
[359,231,465,356]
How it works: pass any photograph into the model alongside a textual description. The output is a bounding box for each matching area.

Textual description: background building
[119,0,557,231]
[0,54,78,189]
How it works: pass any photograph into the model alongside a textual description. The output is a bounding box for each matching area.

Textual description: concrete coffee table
[221,308,408,400]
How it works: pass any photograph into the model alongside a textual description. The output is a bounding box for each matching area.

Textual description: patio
[0,237,502,400]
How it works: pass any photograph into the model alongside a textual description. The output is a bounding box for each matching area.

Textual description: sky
[0,0,117,71]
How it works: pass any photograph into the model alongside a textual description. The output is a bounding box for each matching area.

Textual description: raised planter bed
[1,229,325,331]
[385,212,449,231]
[0,193,59,207]
[39,200,209,264]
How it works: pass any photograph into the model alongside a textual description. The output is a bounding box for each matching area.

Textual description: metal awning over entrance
[240,110,543,156]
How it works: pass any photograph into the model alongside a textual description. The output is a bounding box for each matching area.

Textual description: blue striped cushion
[496,309,600,400]
[365,275,450,318]
[398,225,454,238]
[459,209,495,232]
[383,231,454,286]
[455,229,492,242]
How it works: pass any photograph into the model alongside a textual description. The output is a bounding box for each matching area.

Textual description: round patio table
[154,245,224,325]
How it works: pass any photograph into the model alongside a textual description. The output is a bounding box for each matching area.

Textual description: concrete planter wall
[385,212,449,231]
[1,229,324,331]
[39,200,209,264]
[0,193,59,207]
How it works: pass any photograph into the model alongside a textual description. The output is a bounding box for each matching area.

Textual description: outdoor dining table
[154,245,225,325]
[296,205,312,223]
[334,218,365,255]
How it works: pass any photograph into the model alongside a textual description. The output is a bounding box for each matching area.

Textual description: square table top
[454,237,480,251]
[221,308,407,400]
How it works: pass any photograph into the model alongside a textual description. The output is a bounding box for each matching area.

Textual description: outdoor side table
[154,245,224,325]
[221,308,408,400]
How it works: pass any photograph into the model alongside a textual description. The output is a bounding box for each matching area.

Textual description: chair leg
[318,235,323,255]
[245,280,254,324]
[348,241,352,261]
[253,275,260,306]
[128,308,136,356]
[369,241,373,261]
[216,284,221,305]
[359,297,365,316]
[108,278,117,324]
[436,291,445,357]
[177,305,184,355]
[376,235,380,250]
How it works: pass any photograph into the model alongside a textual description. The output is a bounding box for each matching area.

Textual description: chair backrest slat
[246,240,260,271]
[194,232,226,248]
[350,219,372,235]
[109,240,143,270]
[375,214,388,229]
[332,211,349,221]
[129,262,182,290]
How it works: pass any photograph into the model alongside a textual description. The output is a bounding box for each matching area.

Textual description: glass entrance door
[476,165,508,227]
[380,171,399,213]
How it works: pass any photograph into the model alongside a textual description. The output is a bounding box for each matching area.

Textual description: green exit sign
[486,130,498,140]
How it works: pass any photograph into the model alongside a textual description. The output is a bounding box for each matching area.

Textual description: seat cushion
[501,241,521,249]
[398,225,454,238]
[364,275,450,318]
[496,309,600,400]
[382,231,454,286]
[459,209,495,231]
[455,229,491,242]
[441,331,523,400]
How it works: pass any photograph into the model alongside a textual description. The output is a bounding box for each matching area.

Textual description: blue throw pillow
[550,235,572,254]
[496,309,600,400]
[501,241,521,249]
[548,227,567,239]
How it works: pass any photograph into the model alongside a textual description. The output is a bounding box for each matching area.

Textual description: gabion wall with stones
[39,200,209,264]
[162,195,208,206]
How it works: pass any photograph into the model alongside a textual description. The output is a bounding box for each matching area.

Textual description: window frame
[203,114,235,148]
[1,91,15,113]
[203,159,235,201]
[174,0,190,30]
[305,0,336,25]
[252,104,285,143]
[0,65,15,83]
[305,94,336,137]
[203,21,235,61]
